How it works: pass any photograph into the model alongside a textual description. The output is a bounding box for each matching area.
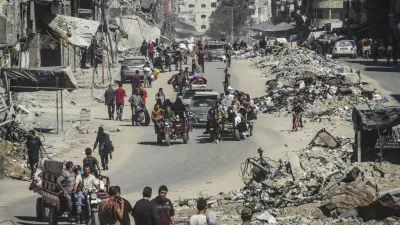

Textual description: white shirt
[189,214,207,225]
[75,174,99,192]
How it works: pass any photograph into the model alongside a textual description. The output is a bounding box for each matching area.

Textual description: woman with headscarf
[93,126,113,170]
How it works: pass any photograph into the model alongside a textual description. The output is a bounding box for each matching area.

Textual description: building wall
[250,0,271,24]
[310,0,344,27]
[181,0,218,31]
[0,0,23,46]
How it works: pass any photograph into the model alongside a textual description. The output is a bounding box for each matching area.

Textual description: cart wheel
[36,198,43,221]
[240,132,246,139]
[234,129,240,141]
[143,110,151,126]
[49,205,58,225]
[183,132,188,144]
[165,134,171,146]
[249,126,253,136]
[42,206,50,222]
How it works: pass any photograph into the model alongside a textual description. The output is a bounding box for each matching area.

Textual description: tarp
[1,66,77,92]
[173,28,206,36]
[352,105,400,130]
[42,13,100,48]
[247,21,295,32]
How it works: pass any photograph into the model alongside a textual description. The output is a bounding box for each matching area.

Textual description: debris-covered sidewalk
[251,47,389,123]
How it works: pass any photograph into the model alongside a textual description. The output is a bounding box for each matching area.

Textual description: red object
[141,88,147,105]
[115,88,126,104]
[189,76,207,84]
[131,73,140,90]
[173,122,185,131]
[149,44,154,52]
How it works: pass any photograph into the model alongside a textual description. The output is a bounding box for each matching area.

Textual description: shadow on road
[137,141,185,146]
[390,94,400,104]
[364,67,400,73]
[343,60,400,67]
[13,216,47,225]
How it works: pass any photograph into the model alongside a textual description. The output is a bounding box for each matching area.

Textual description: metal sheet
[42,13,100,47]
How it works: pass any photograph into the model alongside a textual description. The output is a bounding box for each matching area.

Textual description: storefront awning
[42,13,100,48]
[1,66,77,92]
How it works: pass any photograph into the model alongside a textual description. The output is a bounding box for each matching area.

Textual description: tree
[207,0,253,40]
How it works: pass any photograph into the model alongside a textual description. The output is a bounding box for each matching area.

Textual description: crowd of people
[55,157,219,225]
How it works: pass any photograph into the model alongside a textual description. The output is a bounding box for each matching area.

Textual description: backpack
[102,197,121,224]
[105,134,114,153]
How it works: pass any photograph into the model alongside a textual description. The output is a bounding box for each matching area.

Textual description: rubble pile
[0,140,30,180]
[173,129,400,224]
[252,47,387,121]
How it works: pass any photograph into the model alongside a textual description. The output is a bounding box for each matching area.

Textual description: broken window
[201,25,207,29]
[211,2,217,7]
[201,14,206,18]
[201,4,206,8]
[189,4,195,8]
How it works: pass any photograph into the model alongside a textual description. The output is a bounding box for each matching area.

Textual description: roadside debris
[251,46,387,123]
[0,140,30,180]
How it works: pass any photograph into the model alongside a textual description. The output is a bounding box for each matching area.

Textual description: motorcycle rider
[73,164,100,221]
[152,104,164,134]
[292,100,304,130]
[163,106,177,121]
[129,89,142,126]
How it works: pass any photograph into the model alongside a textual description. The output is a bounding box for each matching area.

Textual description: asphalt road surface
[4,59,287,225]
[338,58,400,102]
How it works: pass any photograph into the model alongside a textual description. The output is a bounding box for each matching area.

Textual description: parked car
[332,40,357,59]
[119,56,149,82]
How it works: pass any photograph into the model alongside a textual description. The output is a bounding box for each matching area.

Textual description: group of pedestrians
[104,83,148,122]
[98,184,217,225]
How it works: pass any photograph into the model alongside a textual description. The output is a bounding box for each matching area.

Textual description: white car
[332,40,357,59]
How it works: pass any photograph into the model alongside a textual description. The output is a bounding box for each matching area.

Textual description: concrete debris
[0,140,30,180]
[252,46,386,122]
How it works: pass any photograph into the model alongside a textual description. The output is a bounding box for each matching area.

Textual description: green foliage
[208,0,253,40]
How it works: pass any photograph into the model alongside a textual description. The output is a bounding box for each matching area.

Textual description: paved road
[5,60,287,224]
[338,58,400,102]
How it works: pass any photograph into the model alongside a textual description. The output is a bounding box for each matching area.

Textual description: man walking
[132,187,160,225]
[152,185,175,225]
[155,88,166,105]
[131,70,141,92]
[115,83,126,121]
[105,84,115,120]
[223,69,231,94]
[115,186,133,225]
[24,130,44,179]
[189,198,207,225]
[129,89,143,126]
[139,84,148,108]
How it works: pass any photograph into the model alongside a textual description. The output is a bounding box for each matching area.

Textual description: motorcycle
[75,189,101,225]
[133,104,150,126]
[157,119,172,146]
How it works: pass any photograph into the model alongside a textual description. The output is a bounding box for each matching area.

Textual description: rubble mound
[252,46,386,122]
[0,140,30,180]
